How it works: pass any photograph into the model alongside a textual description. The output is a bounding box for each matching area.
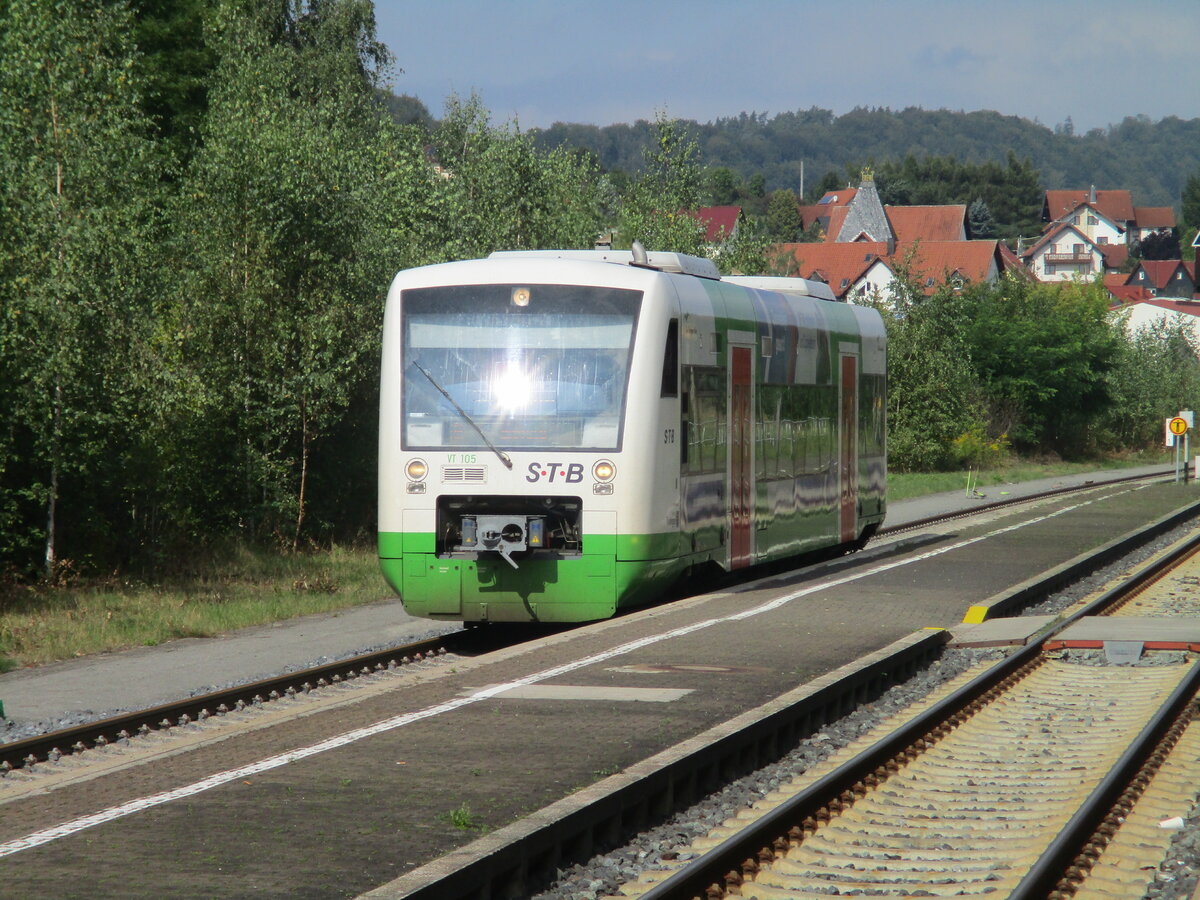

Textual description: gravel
[531,519,1200,900]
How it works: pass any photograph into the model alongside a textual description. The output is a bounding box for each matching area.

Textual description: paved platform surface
[0,465,1172,728]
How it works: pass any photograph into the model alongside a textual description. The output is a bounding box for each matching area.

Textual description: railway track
[599,517,1200,899]
[0,633,458,775]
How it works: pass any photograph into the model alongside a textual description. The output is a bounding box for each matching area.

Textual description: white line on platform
[0,487,1134,857]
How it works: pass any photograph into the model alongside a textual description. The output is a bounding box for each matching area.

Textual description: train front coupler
[458,514,546,569]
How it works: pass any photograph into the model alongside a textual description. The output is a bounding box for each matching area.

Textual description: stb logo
[526,462,584,483]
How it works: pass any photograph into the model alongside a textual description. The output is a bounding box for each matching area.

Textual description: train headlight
[405,458,428,482]
[592,460,616,483]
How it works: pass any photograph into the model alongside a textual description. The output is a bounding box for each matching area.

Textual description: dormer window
[925,277,935,288]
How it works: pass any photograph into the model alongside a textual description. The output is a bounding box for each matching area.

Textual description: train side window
[660,319,679,398]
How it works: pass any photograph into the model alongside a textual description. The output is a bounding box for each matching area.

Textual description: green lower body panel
[378,531,689,623]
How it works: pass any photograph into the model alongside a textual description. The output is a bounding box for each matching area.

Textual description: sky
[375,0,1200,133]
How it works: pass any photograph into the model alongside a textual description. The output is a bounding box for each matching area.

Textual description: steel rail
[637,525,1200,900]
[0,633,459,774]
[1011,663,1200,898]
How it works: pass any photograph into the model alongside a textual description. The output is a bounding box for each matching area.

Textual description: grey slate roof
[836,178,896,252]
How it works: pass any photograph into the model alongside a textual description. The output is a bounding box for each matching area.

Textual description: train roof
[489,248,721,279]
[487,250,838,303]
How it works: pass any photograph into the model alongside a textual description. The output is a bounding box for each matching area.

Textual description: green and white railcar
[378,249,886,623]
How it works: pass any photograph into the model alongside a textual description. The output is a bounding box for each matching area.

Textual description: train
[378,247,887,623]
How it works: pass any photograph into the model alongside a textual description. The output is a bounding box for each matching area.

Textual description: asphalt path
[0,465,1173,730]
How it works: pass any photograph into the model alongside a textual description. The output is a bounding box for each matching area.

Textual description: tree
[1135,228,1182,261]
[964,278,1120,456]
[171,0,405,547]
[0,0,165,576]
[130,0,217,166]
[1183,171,1200,229]
[426,93,604,261]
[765,189,803,241]
[808,170,841,203]
[866,268,984,471]
[967,198,996,238]
[1099,318,1200,450]
[707,166,740,205]
[616,114,707,255]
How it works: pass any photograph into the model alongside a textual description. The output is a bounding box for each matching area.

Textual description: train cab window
[660,319,678,398]
[400,284,642,451]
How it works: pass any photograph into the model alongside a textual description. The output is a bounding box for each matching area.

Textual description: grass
[885,452,1172,503]
[0,542,387,669]
[0,452,1174,672]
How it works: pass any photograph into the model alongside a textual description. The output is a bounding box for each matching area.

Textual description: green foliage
[534,107,1200,225]
[425,93,604,260]
[0,0,165,575]
[867,271,985,471]
[967,198,996,238]
[765,189,803,241]
[1098,317,1200,450]
[167,0,400,548]
[964,278,1120,457]
[1183,170,1200,228]
[616,114,707,254]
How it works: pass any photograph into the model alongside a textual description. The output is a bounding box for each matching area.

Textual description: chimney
[1089,184,1096,204]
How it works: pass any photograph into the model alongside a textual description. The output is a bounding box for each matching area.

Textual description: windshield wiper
[412,361,513,469]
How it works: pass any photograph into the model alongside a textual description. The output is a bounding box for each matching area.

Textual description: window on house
[1072,215,1080,225]
[925,277,935,287]
[840,278,849,289]
[1073,243,1084,255]
[1099,236,1108,244]
[1087,215,1098,226]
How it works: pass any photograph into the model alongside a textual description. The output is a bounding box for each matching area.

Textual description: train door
[729,341,754,568]
[839,353,859,544]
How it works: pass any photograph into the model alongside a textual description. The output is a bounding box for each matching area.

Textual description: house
[1041,187,1176,246]
[796,188,967,245]
[1103,274,1154,305]
[1119,296,1200,340]
[1019,221,1131,282]
[687,205,743,243]
[781,175,1021,299]
[777,239,1011,301]
[1126,260,1199,299]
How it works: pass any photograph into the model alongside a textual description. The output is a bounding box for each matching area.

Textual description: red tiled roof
[817,188,857,206]
[892,241,999,290]
[777,242,889,297]
[687,206,742,242]
[1099,244,1129,269]
[1104,275,1153,304]
[778,240,1004,297]
[1135,259,1188,291]
[1134,207,1176,229]
[1044,189,1135,224]
[995,241,1028,276]
[887,206,967,242]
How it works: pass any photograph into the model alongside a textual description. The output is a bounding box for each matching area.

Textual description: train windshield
[401,283,642,451]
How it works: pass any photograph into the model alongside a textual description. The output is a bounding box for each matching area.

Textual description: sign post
[1168,415,1190,482]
